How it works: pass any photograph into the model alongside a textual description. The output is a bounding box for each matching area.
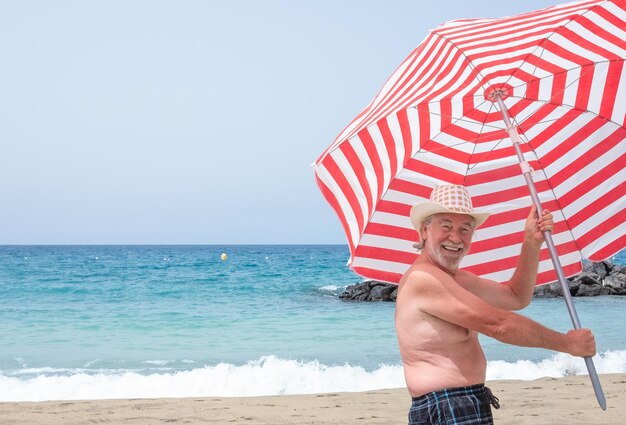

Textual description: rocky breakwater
[534,260,626,297]
[338,260,626,302]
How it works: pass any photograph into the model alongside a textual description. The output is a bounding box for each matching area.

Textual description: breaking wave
[1,351,625,402]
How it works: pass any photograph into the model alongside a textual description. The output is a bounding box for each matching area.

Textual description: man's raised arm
[466,205,553,310]
[505,205,553,308]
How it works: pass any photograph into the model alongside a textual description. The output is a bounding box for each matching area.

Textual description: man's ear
[419,223,428,243]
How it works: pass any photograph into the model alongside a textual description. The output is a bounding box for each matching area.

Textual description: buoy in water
[220,253,228,261]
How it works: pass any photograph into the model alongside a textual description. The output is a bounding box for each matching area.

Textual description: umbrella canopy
[314,0,626,286]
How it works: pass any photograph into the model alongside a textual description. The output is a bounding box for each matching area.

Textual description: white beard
[424,239,467,272]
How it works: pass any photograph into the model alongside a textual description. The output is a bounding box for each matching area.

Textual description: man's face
[422,213,475,272]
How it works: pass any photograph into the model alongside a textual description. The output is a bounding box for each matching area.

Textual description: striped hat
[410,185,490,231]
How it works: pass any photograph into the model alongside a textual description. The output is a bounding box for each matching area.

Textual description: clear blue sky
[0,0,559,244]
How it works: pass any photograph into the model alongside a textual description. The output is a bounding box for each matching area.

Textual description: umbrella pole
[494,93,607,410]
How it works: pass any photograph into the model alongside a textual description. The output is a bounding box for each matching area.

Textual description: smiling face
[420,213,475,273]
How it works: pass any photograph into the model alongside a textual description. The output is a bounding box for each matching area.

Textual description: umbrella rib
[411,108,512,175]
[465,99,511,173]
[497,2,606,97]
[414,93,516,172]
[518,61,621,122]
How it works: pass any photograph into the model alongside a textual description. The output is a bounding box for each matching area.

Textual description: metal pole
[494,92,606,410]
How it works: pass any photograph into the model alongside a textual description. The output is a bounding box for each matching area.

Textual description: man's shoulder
[400,262,449,291]
[401,262,437,280]
[401,263,483,294]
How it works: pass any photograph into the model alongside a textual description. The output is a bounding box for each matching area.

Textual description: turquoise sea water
[1,245,625,401]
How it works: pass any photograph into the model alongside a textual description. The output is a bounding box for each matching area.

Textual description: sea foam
[1,351,625,402]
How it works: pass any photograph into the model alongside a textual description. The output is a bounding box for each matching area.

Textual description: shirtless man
[396,184,596,425]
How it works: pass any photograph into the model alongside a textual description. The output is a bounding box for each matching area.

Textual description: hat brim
[410,201,490,231]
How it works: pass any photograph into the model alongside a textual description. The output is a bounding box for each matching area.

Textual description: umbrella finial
[485,84,512,102]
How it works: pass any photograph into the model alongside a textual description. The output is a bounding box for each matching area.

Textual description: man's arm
[464,205,553,310]
[506,205,553,306]
[410,265,596,357]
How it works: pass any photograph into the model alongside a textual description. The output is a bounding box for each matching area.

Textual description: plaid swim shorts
[408,384,500,425]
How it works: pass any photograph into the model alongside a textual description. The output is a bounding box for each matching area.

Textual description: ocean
[0,245,625,402]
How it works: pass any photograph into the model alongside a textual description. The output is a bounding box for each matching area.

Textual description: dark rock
[576,283,612,297]
[340,285,370,301]
[582,260,610,281]
[573,272,607,297]
[605,269,626,295]
[568,278,582,296]
[390,287,398,301]
[533,281,566,298]
[339,280,397,302]
[571,273,601,287]
[369,284,394,301]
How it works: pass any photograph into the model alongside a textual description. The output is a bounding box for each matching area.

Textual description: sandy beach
[1,374,623,425]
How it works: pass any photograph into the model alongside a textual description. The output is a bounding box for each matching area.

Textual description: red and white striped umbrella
[315,0,626,287]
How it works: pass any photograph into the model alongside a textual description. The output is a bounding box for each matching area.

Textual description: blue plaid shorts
[408,384,500,425]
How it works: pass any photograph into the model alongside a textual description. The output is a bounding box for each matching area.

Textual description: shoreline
[1,374,624,425]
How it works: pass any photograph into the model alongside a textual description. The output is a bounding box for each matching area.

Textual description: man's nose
[447,231,463,243]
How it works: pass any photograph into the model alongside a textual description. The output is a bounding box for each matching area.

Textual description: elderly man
[396,184,596,425]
